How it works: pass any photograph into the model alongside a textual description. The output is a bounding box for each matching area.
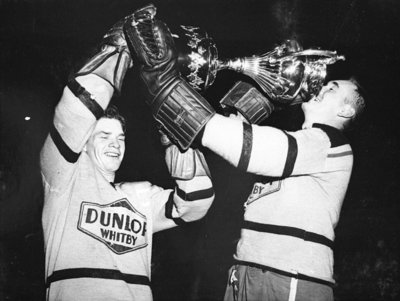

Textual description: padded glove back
[124,5,215,151]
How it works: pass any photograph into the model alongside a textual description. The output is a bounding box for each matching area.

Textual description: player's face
[302,80,356,120]
[85,118,126,174]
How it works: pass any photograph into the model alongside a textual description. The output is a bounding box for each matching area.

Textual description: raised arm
[40,15,132,190]
[124,7,333,179]
[202,114,332,177]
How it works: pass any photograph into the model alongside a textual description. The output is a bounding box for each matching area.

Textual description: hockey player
[40,6,214,301]
[125,7,366,301]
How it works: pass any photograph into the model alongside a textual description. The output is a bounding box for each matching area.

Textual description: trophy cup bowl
[174,25,219,92]
[174,25,345,104]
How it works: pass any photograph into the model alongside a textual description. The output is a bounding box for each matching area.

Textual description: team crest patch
[78,199,148,254]
[245,180,281,207]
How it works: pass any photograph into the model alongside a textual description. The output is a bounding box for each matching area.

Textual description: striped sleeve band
[67,79,104,120]
[281,131,298,178]
[49,124,80,163]
[237,123,253,171]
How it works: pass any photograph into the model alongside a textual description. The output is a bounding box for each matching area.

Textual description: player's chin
[301,102,309,111]
[104,159,122,172]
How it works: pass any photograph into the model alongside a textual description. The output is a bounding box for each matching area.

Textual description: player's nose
[109,137,121,148]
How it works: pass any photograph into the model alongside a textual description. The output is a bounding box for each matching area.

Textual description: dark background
[1,0,399,300]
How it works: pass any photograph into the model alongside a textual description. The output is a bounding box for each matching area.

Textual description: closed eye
[330,81,339,90]
[97,131,111,139]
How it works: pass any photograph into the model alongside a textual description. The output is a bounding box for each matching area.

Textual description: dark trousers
[223,264,334,301]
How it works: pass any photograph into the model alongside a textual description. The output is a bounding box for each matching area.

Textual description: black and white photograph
[1,0,399,300]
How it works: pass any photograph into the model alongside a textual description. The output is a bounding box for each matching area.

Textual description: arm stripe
[67,79,104,120]
[49,124,80,163]
[165,191,186,225]
[237,123,253,171]
[282,132,298,178]
[176,187,214,202]
[165,192,174,219]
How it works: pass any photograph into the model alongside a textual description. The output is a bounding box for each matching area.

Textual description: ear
[338,104,355,119]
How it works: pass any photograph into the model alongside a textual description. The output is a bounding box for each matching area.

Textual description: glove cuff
[153,79,216,151]
[165,145,211,180]
[74,19,132,94]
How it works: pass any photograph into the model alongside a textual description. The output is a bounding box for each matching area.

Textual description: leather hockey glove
[74,11,136,94]
[220,81,275,124]
[124,4,215,151]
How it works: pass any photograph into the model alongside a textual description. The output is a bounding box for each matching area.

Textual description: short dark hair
[344,77,367,129]
[103,105,127,133]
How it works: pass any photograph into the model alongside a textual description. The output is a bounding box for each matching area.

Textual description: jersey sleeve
[141,176,214,233]
[289,128,332,175]
[40,76,112,191]
[202,114,339,177]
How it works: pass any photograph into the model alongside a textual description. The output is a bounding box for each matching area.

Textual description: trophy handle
[214,49,345,103]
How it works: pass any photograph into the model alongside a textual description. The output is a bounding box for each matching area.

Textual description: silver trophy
[174,25,345,104]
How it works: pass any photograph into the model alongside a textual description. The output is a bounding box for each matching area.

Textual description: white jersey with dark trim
[40,83,214,300]
[234,124,353,284]
[42,153,167,300]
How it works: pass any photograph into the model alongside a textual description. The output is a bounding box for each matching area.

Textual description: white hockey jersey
[235,124,353,284]
[40,82,214,300]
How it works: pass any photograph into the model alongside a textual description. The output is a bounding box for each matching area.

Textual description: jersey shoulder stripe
[312,123,349,147]
[328,150,353,158]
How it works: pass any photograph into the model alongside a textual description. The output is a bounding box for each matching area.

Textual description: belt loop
[288,271,298,301]
[229,267,239,301]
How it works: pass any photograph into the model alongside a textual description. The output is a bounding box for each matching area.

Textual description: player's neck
[302,116,341,130]
[101,170,116,183]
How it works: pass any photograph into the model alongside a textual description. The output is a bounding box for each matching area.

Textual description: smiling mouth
[313,95,322,102]
[105,152,120,158]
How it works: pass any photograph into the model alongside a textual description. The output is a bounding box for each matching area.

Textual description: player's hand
[124,7,179,106]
